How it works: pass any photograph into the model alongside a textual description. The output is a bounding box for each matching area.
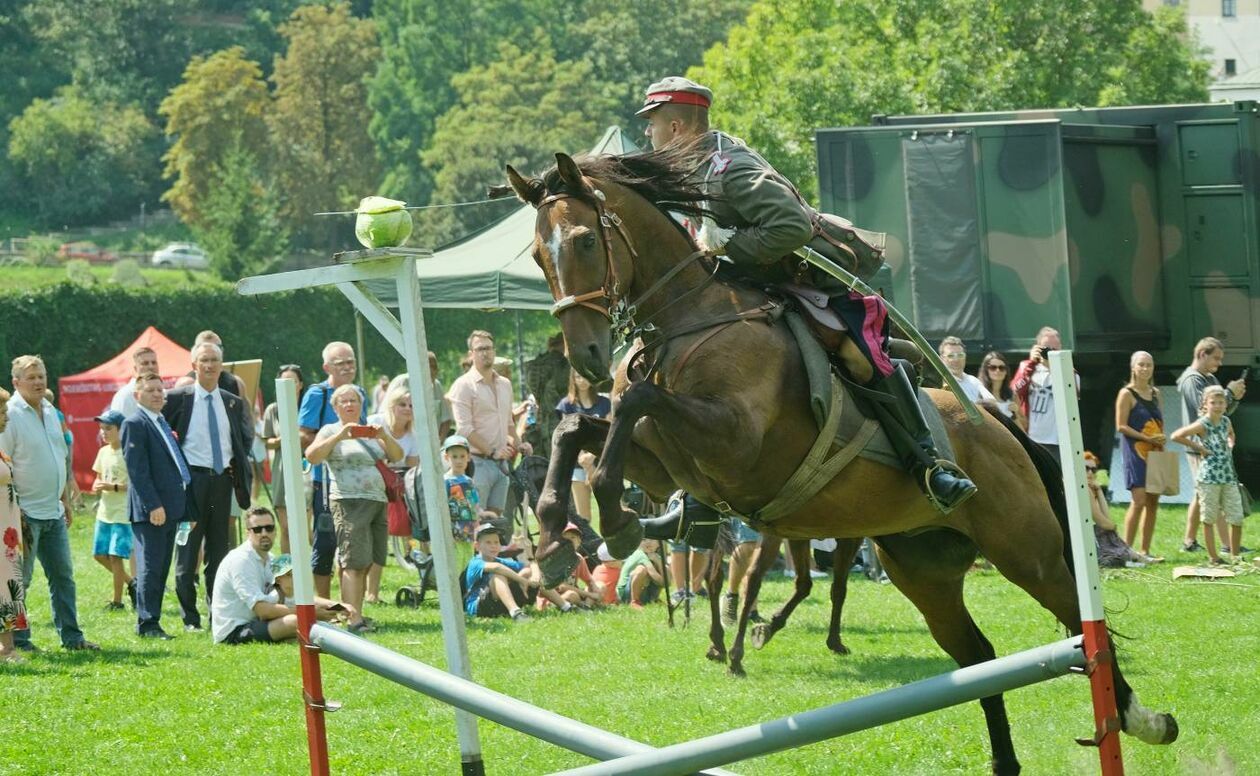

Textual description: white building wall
[1143,0,1260,81]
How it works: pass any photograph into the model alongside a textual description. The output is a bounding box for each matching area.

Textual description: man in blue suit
[122,372,191,640]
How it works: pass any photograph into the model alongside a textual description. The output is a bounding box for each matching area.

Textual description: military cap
[635,76,713,116]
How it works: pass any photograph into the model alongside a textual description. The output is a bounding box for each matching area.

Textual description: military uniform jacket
[694,131,815,270]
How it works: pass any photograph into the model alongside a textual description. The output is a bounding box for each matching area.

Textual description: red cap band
[644,91,711,109]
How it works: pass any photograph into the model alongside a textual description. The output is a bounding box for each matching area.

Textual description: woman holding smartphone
[305,384,402,633]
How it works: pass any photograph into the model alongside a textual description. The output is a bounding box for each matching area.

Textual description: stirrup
[921,460,977,515]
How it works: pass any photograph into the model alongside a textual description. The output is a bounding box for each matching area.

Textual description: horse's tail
[980,405,1074,579]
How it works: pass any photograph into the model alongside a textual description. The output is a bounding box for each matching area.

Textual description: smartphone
[348,425,375,438]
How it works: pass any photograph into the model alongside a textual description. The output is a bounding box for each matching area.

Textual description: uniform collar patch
[711,154,731,175]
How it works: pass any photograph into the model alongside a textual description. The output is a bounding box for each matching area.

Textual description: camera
[1038,346,1054,360]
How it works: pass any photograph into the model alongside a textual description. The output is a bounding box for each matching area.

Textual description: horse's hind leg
[729,534,787,676]
[875,531,1021,776]
[825,538,863,655]
[972,517,1178,746]
[749,538,812,652]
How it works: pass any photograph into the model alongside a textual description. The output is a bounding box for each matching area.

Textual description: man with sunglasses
[211,507,352,644]
[938,337,993,403]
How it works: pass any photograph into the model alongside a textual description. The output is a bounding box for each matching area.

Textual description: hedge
[0,283,558,402]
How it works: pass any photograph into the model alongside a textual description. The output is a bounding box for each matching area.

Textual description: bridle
[536,186,709,345]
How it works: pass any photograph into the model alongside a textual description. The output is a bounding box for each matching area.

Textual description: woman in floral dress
[0,387,29,662]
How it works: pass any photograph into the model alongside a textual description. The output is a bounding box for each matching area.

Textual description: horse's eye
[581,233,598,250]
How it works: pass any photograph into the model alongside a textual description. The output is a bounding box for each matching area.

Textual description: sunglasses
[987,364,1008,372]
[249,524,276,534]
[1085,466,1097,473]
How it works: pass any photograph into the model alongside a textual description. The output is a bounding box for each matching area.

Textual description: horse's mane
[537,140,721,225]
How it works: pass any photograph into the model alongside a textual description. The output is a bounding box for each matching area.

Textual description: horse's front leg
[535,414,605,586]
[592,380,751,558]
[750,538,812,652]
[704,547,728,664]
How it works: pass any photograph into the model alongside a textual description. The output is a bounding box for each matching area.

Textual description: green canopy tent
[369,126,642,310]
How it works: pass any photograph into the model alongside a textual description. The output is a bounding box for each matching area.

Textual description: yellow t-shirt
[93,445,129,524]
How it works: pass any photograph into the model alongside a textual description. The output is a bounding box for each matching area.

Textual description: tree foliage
[192,143,290,281]
[420,39,619,244]
[7,87,159,227]
[367,0,540,205]
[268,2,381,249]
[693,0,1211,201]
[159,47,272,228]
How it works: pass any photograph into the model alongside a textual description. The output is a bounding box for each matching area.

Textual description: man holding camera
[1012,326,1078,464]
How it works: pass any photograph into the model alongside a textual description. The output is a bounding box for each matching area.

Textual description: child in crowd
[537,523,604,610]
[590,542,622,605]
[616,538,665,609]
[1171,386,1246,565]
[442,435,495,543]
[90,410,135,610]
[464,523,569,621]
[1083,451,1147,569]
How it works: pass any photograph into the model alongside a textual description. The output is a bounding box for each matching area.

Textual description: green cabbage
[354,196,413,248]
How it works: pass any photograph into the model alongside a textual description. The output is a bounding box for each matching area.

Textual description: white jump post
[239,248,485,776]
[1049,350,1124,775]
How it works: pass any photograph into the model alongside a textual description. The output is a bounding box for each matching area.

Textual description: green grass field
[3,502,1257,775]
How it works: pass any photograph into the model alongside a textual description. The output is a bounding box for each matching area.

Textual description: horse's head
[507,153,637,385]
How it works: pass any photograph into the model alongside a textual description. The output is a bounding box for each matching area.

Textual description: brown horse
[506,150,1177,775]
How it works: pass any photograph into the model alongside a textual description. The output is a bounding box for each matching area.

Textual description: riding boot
[868,361,977,513]
[639,492,723,549]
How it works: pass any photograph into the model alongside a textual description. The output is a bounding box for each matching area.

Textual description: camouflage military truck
[816,101,1260,486]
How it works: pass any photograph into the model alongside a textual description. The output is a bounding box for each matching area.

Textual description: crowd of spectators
[1,322,1253,656]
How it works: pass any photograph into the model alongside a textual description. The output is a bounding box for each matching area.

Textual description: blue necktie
[206,394,224,474]
[157,415,192,486]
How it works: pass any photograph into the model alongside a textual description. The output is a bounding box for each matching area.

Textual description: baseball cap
[636,76,713,116]
[270,553,293,577]
[441,435,471,453]
[474,522,502,540]
[94,409,126,426]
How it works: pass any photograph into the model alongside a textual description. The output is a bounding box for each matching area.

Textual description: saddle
[779,282,846,352]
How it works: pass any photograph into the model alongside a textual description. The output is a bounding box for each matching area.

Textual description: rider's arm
[718,159,813,266]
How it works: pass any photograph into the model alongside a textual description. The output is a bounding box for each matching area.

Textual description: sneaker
[1181,540,1203,552]
[720,592,739,628]
[809,568,829,579]
[1141,554,1165,564]
[782,569,797,579]
[64,640,101,651]
[694,588,709,600]
[509,609,531,622]
[105,602,126,611]
[670,589,689,605]
[1236,545,1252,554]
[183,624,203,633]
[1209,556,1227,566]
[348,619,378,634]
[126,578,137,610]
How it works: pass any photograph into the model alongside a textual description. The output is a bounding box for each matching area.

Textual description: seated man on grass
[616,538,665,609]
[211,507,354,645]
[464,523,570,622]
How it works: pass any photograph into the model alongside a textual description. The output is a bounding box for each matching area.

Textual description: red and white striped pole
[277,377,332,776]
[1049,351,1124,775]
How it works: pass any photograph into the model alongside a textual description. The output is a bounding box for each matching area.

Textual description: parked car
[151,242,209,269]
[57,241,118,264]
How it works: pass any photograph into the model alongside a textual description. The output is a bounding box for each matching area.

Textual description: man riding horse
[636,76,976,512]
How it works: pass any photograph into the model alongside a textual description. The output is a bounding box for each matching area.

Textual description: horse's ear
[554,153,588,193]
[505,164,543,208]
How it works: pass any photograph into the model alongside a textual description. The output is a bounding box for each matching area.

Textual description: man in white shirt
[109,346,159,419]
[211,507,351,644]
[0,355,97,651]
[938,336,994,404]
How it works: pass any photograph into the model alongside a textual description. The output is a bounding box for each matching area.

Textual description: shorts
[221,619,275,645]
[93,521,133,558]
[473,579,528,617]
[617,580,660,605]
[471,455,510,512]
[1197,482,1244,526]
[332,498,389,570]
[728,517,760,544]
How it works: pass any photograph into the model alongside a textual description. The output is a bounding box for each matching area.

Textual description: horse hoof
[1159,714,1179,744]
[827,640,851,656]
[750,623,772,650]
[603,519,643,560]
[537,542,579,588]
[728,664,746,679]
[705,646,726,664]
